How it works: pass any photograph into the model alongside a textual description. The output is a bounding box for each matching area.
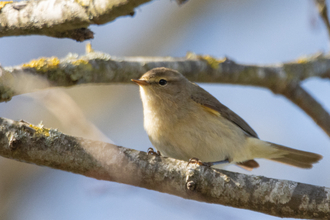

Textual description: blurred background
[0,0,330,219]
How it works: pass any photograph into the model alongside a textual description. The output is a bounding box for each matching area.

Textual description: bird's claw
[147,148,161,156]
[187,157,212,167]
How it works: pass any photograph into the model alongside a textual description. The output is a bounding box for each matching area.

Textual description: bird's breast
[142,103,248,162]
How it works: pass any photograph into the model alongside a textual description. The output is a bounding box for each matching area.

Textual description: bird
[132,67,322,170]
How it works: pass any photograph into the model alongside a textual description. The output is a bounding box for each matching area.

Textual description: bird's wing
[190,83,259,138]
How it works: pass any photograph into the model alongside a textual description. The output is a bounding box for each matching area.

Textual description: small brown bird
[132,67,322,170]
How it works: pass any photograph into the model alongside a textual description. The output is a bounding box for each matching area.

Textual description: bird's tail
[267,142,322,168]
[246,138,322,169]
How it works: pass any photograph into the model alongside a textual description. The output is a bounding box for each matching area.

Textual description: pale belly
[145,108,250,163]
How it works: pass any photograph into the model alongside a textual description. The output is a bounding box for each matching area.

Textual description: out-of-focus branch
[278,83,330,139]
[176,0,189,5]
[0,117,328,219]
[30,89,114,143]
[2,52,330,137]
[0,0,153,41]
[314,0,330,38]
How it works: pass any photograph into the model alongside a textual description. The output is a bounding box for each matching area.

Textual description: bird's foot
[147,148,161,156]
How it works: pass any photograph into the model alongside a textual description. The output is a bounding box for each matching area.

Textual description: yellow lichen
[71,59,92,71]
[86,42,94,53]
[72,59,89,66]
[200,55,226,69]
[0,1,13,10]
[75,0,89,7]
[29,123,50,137]
[22,57,60,72]
[186,51,197,59]
[296,56,309,64]
[186,52,226,69]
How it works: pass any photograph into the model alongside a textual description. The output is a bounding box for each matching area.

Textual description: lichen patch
[269,181,297,204]
[29,123,50,137]
[22,57,60,72]
[0,1,13,10]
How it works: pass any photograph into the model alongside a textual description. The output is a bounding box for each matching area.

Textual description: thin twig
[314,0,330,38]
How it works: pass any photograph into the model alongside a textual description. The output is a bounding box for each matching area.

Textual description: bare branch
[314,0,330,38]
[2,52,330,137]
[0,117,328,219]
[0,0,152,41]
[29,89,114,143]
[276,83,330,138]
[2,53,330,93]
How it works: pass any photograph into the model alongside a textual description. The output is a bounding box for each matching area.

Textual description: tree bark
[0,0,153,41]
[2,52,330,137]
[0,117,328,219]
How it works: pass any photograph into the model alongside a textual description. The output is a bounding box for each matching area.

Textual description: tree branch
[0,0,153,41]
[0,117,328,219]
[278,83,330,139]
[2,52,330,137]
[314,0,330,39]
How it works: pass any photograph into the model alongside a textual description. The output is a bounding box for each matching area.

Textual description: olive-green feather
[190,83,258,138]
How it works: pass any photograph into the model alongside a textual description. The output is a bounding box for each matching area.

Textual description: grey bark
[0,0,153,41]
[1,52,330,137]
[0,117,329,219]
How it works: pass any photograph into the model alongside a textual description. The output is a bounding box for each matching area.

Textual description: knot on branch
[185,167,199,191]
[185,164,234,192]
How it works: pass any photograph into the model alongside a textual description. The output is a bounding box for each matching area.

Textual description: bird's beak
[131,79,149,86]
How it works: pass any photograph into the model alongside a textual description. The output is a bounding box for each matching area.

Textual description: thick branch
[0,0,153,41]
[2,52,330,137]
[0,117,328,219]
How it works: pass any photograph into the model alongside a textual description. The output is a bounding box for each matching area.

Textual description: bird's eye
[159,79,167,86]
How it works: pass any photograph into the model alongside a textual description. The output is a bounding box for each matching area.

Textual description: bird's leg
[147,147,161,156]
[187,158,230,167]
[210,158,230,165]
